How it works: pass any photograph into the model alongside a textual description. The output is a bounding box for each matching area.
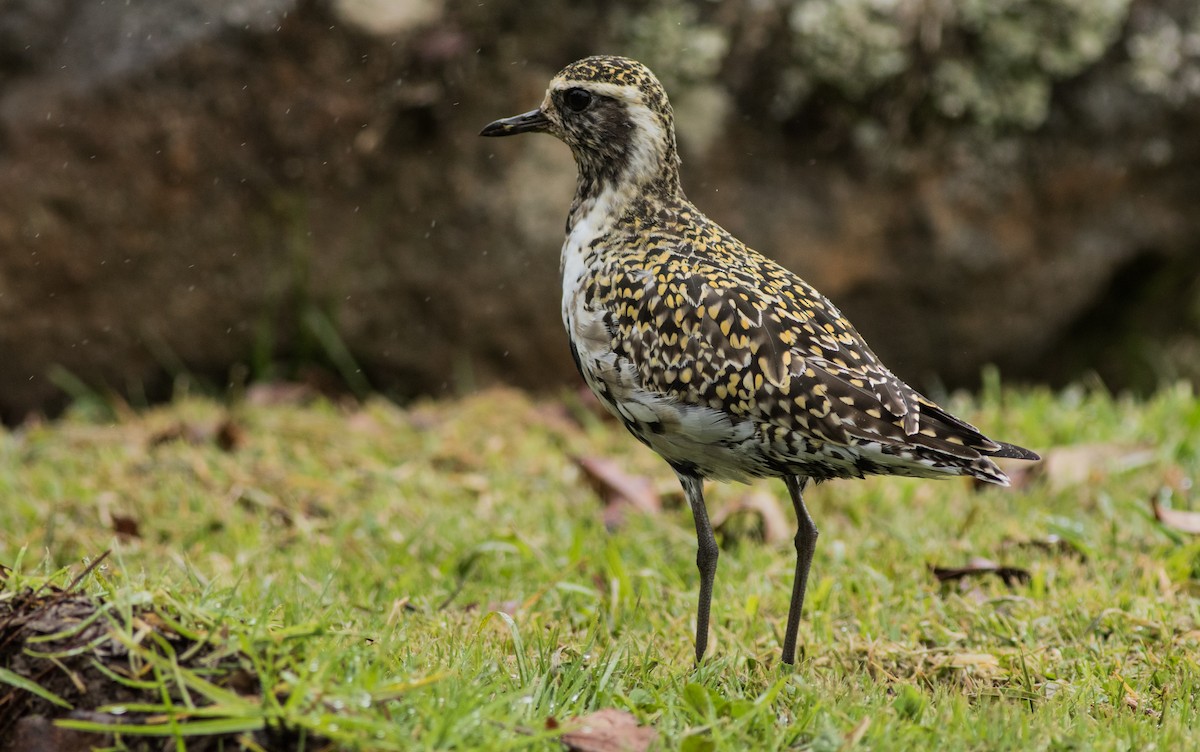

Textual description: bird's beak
[480,108,550,137]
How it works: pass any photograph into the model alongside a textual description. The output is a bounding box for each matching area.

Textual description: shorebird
[480,56,1038,665]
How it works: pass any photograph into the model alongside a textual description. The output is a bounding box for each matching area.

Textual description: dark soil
[0,554,329,752]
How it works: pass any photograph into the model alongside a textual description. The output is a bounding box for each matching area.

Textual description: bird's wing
[608,247,1000,458]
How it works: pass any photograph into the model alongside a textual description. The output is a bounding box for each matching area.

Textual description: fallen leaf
[111,513,141,539]
[712,491,791,545]
[931,557,1030,587]
[560,709,656,752]
[1151,487,1200,534]
[574,456,661,530]
[214,418,245,452]
[95,493,140,540]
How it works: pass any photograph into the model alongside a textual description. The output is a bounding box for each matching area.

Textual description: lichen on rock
[621,0,728,92]
[1126,3,1200,105]
[780,0,1130,130]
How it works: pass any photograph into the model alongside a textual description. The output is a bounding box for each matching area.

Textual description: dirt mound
[0,555,323,751]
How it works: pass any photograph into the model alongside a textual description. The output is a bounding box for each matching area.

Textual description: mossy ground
[2,380,1199,749]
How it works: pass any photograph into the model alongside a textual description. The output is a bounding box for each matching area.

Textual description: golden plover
[481,56,1039,665]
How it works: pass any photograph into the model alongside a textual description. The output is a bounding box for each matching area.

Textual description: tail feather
[915,398,1040,464]
[970,457,1011,487]
[986,441,1040,461]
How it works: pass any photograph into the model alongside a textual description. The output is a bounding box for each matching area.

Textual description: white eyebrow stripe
[553,81,640,102]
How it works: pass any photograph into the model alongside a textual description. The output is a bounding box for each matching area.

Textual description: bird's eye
[564,88,593,113]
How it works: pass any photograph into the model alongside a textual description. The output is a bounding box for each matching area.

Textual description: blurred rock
[335,0,442,35]
[0,0,1198,421]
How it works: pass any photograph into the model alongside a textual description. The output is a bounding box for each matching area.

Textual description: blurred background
[2,0,1199,423]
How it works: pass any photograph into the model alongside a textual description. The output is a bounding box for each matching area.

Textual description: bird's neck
[566,127,683,236]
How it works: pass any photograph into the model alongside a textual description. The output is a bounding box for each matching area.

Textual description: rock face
[1,0,1198,421]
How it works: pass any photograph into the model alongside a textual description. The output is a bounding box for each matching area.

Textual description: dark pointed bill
[480,108,549,137]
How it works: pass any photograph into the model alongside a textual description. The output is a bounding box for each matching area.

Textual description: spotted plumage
[482,55,1038,666]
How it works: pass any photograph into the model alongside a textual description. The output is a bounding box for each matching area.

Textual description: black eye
[564,88,593,113]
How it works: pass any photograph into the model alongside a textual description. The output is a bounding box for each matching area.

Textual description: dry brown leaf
[574,456,661,530]
[111,513,141,539]
[215,417,245,452]
[931,557,1030,587]
[560,709,656,752]
[712,491,791,545]
[1151,488,1200,534]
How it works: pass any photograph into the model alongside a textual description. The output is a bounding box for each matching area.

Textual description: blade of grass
[55,715,266,736]
[0,666,74,709]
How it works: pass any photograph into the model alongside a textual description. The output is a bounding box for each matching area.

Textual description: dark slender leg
[782,475,818,665]
[678,472,718,664]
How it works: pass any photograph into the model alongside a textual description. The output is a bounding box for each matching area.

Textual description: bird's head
[481,56,682,199]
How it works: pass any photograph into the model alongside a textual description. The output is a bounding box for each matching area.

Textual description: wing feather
[595,214,1028,467]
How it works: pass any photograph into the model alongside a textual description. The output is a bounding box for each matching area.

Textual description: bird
[480,55,1039,666]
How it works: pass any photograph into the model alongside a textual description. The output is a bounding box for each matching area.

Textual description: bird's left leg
[781,475,817,666]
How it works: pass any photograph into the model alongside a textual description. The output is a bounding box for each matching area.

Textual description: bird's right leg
[678,472,718,664]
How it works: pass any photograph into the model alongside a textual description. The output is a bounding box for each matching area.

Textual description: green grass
[2,379,1200,750]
